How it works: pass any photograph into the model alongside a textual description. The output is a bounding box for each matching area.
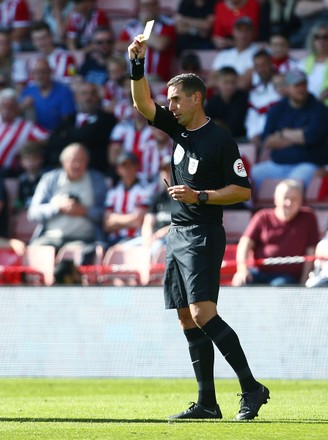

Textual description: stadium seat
[11,210,38,243]
[148,244,166,286]
[222,209,251,243]
[305,176,328,208]
[314,208,328,238]
[0,247,23,266]
[99,244,151,286]
[221,244,238,286]
[238,143,257,176]
[0,247,46,286]
[254,178,281,208]
[97,0,137,18]
[55,243,105,266]
[24,245,56,286]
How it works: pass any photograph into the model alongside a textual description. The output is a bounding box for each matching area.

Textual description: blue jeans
[248,267,298,286]
[251,160,318,192]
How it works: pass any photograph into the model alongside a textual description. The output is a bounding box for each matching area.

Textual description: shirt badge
[188,157,199,175]
[233,158,247,177]
[174,144,185,165]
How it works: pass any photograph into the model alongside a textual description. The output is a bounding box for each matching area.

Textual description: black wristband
[130,57,145,81]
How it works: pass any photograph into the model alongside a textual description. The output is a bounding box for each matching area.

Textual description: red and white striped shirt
[66,8,110,48]
[18,49,78,85]
[110,120,160,184]
[105,181,151,240]
[0,0,31,28]
[0,117,48,168]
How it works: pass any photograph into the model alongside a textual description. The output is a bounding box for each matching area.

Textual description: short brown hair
[167,73,207,105]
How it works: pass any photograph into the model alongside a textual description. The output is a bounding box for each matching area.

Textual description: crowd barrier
[0,286,326,379]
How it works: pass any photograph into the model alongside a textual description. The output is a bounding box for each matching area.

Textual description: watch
[197,191,208,204]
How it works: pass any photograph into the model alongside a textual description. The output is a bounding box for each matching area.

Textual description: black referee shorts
[164,224,226,309]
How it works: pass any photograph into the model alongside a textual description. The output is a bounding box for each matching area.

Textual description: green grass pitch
[0,378,327,439]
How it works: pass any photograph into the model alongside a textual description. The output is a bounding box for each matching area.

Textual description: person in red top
[116,0,176,81]
[0,0,31,51]
[232,179,319,286]
[65,0,111,51]
[212,0,260,50]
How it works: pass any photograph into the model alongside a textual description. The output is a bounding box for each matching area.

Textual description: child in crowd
[16,141,45,210]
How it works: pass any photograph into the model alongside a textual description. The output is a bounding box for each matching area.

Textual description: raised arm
[128,35,157,122]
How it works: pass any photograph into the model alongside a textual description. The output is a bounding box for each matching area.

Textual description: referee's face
[167,84,197,129]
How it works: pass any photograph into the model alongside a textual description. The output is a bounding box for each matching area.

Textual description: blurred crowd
[0,0,328,286]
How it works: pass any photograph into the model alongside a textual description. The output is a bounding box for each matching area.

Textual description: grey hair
[275,178,303,195]
[0,88,18,102]
[59,143,90,164]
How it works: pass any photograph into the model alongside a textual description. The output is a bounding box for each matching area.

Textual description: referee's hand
[167,185,198,204]
[128,35,147,60]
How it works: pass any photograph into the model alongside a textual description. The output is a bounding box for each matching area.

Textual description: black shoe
[168,402,223,420]
[235,384,270,420]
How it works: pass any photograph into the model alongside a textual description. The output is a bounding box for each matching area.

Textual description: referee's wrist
[130,57,145,80]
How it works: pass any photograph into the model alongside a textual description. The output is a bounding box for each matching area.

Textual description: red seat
[99,244,151,286]
[223,210,251,243]
[221,244,238,286]
[305,176,328,207]
[148,244,166,286]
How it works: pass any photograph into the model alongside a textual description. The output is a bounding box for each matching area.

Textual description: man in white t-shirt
[28,143,107,263]
[209,17,258,88]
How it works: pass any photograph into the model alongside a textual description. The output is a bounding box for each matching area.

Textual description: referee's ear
[192,91,203,105]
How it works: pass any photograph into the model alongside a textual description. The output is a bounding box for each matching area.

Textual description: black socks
[201,315,260,393]
[184,327,217,408]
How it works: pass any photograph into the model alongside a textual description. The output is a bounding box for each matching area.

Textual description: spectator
[298,21,328,105]
[205,66,248,140]
[141,155,171,254]
[16,141,45,210]
[259,0,300,42]
[102,55,130,118]
[28,143,107,264]
[0,88,48,177]
[0,176,26,255]
[41,0,74,46]
[103,151,151,248]
[305,227,328,287]
[269,31,298,74]
[65,0,111,51]
[0,0,32,51]
[244,49,281,147]
[174,0,216,55]
[0,27,20,89]
[291,0,328,48]
[29,21,77,85]
[150,124,173,163]
[116,0,176,81]
[108,107,160,185]
[212,0,260,50]
[232,179,319,286]
[272,71,288,97]
[252,69,328,193]
[209,17,259,88]
[78,26,115,86]
[46,81,117,174]
[19,57,76,132]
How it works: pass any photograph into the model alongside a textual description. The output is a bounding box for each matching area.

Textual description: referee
[128,35,270,421]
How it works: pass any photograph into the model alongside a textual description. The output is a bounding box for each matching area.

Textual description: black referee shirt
[152,103,251,226]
